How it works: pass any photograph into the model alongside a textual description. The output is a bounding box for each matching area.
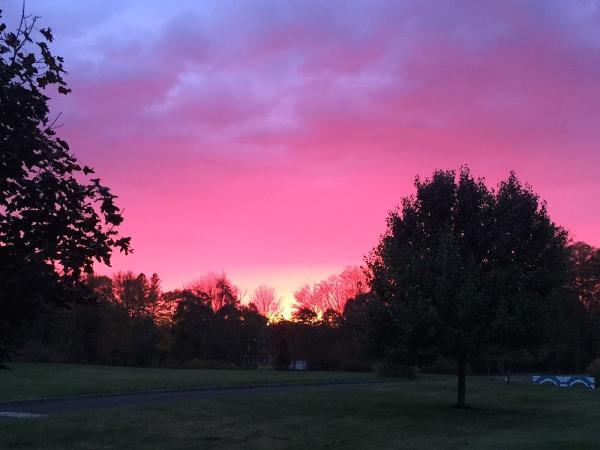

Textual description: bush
[343,361,374,373]
[16,340,60,363]
[584,358,600,385]
[424,356,458,374]
[238,361,259,370]
[374,361,418,379]
[180,358,236,370]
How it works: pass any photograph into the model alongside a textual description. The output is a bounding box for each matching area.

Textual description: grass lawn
[0,363,375,402]
[1,376,599,449]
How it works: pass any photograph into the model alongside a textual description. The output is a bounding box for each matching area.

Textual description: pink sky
[7,1,600,309]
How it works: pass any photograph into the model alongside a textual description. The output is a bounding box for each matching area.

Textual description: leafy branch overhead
[0,8,131,279]
[1,7,130,362]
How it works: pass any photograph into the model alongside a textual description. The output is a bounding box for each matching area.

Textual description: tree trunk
[456,352,467,408]
[504,361,511,384]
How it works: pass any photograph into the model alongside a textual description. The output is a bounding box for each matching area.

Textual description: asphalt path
[0,380,381,419]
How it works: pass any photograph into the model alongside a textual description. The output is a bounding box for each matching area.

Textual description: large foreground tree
[0,8,130,362]
[367,168,571,407]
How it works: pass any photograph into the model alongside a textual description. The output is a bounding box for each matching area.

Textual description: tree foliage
[570,242,600,313]
[0,8,130,362]
[367,168,571,406]
[294,266,367,316]
[250,285,283,321]
[186,272,241,311]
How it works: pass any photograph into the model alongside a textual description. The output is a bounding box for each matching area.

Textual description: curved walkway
[0,380,381,418]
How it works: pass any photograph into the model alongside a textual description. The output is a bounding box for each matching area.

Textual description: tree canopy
[0,8,130,362]
[367,168,571,406]
[250,285,283,321]
[294,266,367,316]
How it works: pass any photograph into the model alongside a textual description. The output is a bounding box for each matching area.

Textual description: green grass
[1,376,599,449]
[0,363,375,402]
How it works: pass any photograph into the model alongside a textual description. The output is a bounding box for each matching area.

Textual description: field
[0,363,375,402]
[1,364,599,449]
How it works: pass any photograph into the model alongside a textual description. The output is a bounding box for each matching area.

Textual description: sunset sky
[6,1,600,309]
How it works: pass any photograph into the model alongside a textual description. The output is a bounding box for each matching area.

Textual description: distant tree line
[14,268,365,370]
[13,235,600,382]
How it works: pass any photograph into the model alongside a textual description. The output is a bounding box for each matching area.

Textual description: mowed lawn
[1,374,600,449]
[0,363,375,402]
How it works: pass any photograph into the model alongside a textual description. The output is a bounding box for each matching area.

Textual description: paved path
[0,380,380,419]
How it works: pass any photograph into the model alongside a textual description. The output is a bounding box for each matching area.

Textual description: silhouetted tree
[0,8,130,362]
[170,290,214,362]
[146,273,162,316]
[186,272,241,311]
[131,315,159,366]
[321,308,342,328]
[86,275,116,304]
[270,322,291,370]
[291,307,318,325]
[209,303,267,366]
[250,285,283,321]
[570,242,600,313]
[238,304,268,366]
[294,266,366,315]
[210,303,244,362]
[113,272,148,318]
[342,292,394,363]
[95,303,134,365]
[563,242,600,366]
[110,272,164,320]
[48,303,100,363]
[154,288,181,326]
[293,284,320,314]
[367,168,571,407]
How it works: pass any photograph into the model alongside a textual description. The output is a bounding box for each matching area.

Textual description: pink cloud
[17,0,600,303]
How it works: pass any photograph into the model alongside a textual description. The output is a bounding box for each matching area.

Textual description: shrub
[16,340,60,363]
[343,361,374,373]
[374,361,418,379]
[424,356,458,374]
[180,358,236,370]
[238,361,259,370]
